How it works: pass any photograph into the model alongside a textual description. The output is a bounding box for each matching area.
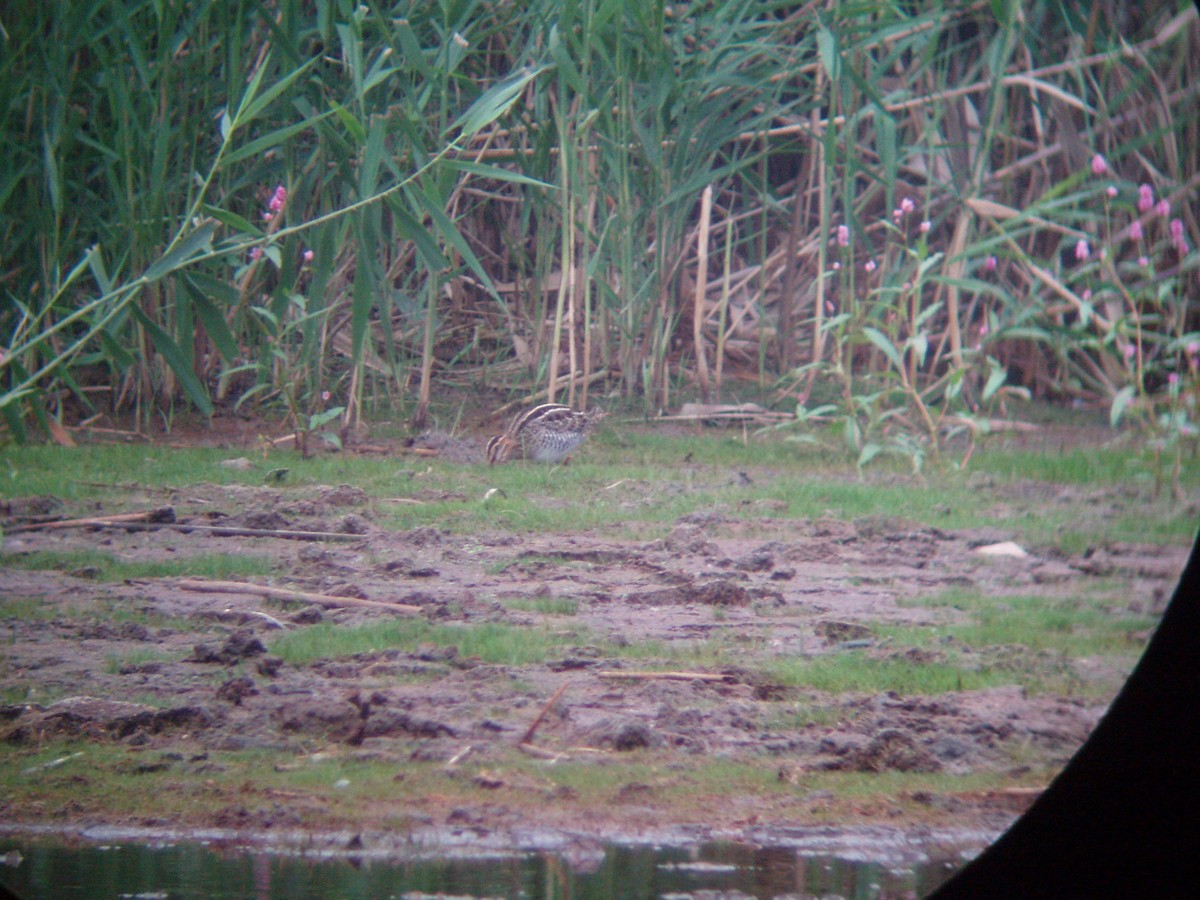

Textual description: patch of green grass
[268,619,584,666]
[504,596,581,616]
[764,653,1005,695]
[893,587,1157,657]
[102,648,176,675]
[1,549,273,581]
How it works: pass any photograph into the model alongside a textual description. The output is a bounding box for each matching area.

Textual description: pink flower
[1081,289,1092,302]
[1105,185,1118,198]
[825,300,835,314]
[268,185,287,212]
[1129,220,1143,241]
[262,212,273,222]
[249,247,263,261]
[1074,239,1090,261]
[1138,256,1149,267]
[984,255,997,272]
[1170,218,1188,253]
[1155,199,1171,218]
[836,224,849,247]
[864,259,876,272]
[1137,184,1154,213]
[979,323,990,337]
[321,390,332,401]
[831,261,841,270]
[1187,341,1200,358]
[918,220,931,234]
[1090,154,1108,176]
[900,197,915,214]
[302,248,315,263]
[1168,373,1180,387]
[1123,344,1136,360]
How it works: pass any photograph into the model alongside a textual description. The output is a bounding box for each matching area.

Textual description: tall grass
[2,2,1197,465]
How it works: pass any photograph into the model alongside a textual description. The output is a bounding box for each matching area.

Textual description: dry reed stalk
[693,185,713,401]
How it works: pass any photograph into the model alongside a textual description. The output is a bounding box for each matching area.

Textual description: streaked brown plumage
[485,403,604,465]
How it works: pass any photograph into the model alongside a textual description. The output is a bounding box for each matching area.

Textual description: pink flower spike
[1138,256,1149,268]
[302,248,315,263]
[1168,373,1180,386]
[1081,289,1092,302]
[864,259,876,272]
[1170,218,1184,242]
[1090,154,1108,176]
[979,323,989,337]
[831,261,841,270]
[984,255,997,272]
[1105,185,1118,198]
[1074,239,1090,261]
[1137,184,1154,213]
[262,212,273,222]
[836,224,849,247]
[1123,344,1136,360]
[249,247,263,261]
[900,197,915,214]
[1129,221,1143,241]
[268,185,287,212]
[918,220,931,234]
[1156,199,1170,218]
[321,390,332,402]
[1186,341,1200,357]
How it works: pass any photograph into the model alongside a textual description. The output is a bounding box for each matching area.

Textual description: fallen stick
[517,742,570,761]
[177,579,423,614]
[4,507,176,533]
[596,670,732,682]
[520,683,568,745]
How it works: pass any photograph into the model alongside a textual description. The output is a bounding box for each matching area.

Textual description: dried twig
[596,670,732,682]
[177,579,423,614]
[520,682,568,745]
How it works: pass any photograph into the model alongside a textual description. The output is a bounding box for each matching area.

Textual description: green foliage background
[1,1,1197,460]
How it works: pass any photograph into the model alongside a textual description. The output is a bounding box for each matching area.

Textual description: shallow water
[0,827,983,899]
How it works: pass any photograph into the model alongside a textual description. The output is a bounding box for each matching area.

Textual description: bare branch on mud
[4,507,367,542]
[176,578,424,614]
[596,670,734,682]
[520,682,569,746]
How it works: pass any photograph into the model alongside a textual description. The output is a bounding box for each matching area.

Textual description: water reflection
[0,832,976,899]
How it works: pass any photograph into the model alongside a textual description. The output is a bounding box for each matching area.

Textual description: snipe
[485,403,604,465]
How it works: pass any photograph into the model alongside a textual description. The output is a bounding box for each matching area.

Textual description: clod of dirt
[337,513,372,534]
[215,676,257,706]
[1,495,64,517]
[188,630,267,665]
[840,729,944,773]
[1,697,214,744]
[590,720,659,751]
[240,509,290,530]
[664,523,717,555]
[815,620,874,645]
[321,484,369,506]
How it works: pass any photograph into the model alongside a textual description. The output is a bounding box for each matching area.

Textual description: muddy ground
[0,422,1192,862]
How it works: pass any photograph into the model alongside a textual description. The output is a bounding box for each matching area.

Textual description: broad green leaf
[983,360,1008,400]
[202,204,264,237]
[442,159,555,190]
[180,275,240,363]
[863,326,905,372]
[144,222,216,282]
[449,64,551,139]
[130,306,213,415]
[1110,385,1136,427]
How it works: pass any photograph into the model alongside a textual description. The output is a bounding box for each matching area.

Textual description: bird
[485,403,605,465]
